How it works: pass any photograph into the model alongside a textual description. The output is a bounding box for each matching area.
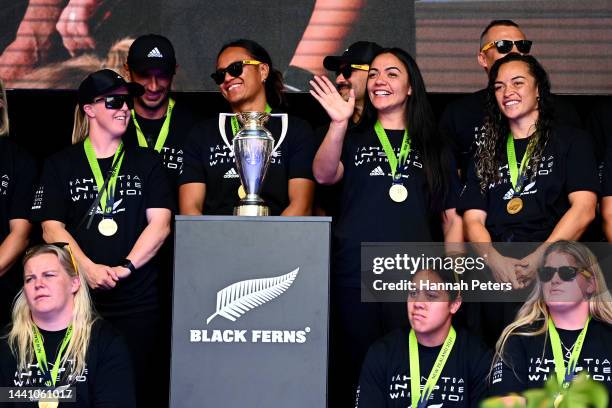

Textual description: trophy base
[234,204,269,216]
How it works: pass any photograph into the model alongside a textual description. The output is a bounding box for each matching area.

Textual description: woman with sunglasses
[0,243,136,407]
[489,241,612,403]
[458,54,599,342]
[310,47,463,406]
[31,69,173,407]
[0,79,37,329]
[179,39,316,216]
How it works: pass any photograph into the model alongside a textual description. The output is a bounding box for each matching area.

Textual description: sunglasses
[211,60,262,85]
[93,94,133,110]
[336,63,370,79]
[481,39,533,54]
[537,266,591,282]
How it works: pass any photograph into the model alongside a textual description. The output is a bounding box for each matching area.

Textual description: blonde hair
[8,244,97,378]
[0,79,9,136]
[492,241,612,376]
[71,105,90,144]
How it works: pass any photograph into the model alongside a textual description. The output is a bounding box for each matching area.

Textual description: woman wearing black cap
[31,69,173,407]
[0,79,37,328]
[179,39,316,216]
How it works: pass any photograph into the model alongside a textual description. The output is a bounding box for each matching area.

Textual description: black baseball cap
[127,34,177,74]
[323,41,383,71]
[78,69,144,107]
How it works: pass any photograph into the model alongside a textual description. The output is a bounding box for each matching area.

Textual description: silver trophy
[219,111,288,216]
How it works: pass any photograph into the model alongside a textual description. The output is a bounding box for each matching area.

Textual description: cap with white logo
[127,34,176,75]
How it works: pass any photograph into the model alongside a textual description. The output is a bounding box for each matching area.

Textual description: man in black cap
[323,41,382,125]
[124,33,199,192]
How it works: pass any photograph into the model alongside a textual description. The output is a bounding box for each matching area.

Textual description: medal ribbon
[83,138,125,216]
[409,326,456,408]
[131,98,175,152]
[506,133,535,193]
[548,316,590,388]
[32,325,73,387]
[230,104,272,136]
[374,121,411,179]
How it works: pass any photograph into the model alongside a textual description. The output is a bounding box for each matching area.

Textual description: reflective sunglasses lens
[226,61,244,78]
[558,266,578,281]
[340,65,353,79]
[495,40,514,54]
[211,71,224,85]
[105,95,129,109]
[516,40,532,54]
[538,267,555,282]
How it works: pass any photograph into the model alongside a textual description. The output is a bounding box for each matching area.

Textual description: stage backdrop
[0,0,610,94]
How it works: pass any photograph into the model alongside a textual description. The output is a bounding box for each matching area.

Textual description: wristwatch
[121,258,136,274]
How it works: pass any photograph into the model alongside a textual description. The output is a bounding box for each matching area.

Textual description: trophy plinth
[218,111,288,217]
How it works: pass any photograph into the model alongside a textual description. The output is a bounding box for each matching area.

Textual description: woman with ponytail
[179,39,316,216]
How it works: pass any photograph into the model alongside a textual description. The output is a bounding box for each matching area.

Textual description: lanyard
[409,326,456,408]
[32,325,73,387]
[131,98,175,152]
[374,121,411,179]
[230,103,272,136]
[506,133,535,192]
[83,138,125,215]
[548,316,590,388]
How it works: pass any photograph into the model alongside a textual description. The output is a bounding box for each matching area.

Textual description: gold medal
[39,400,59,408]
[506,197,523,214]
[389,184,408,203]
[237,185,246,199]
[98,218,118,236]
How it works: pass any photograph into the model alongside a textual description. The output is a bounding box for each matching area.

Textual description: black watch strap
[122,258,136,273]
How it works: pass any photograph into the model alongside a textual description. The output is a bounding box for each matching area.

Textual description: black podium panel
[171,216,331,408]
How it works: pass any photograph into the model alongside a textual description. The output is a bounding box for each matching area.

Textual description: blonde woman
[0,79,37,328]
[0,243,135,407]
[31,69,173,407]
[490,240,612,404]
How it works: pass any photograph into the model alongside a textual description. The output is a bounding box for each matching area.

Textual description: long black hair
[476,53,553,191]
[360,47,452,213]
[217,39,285,109]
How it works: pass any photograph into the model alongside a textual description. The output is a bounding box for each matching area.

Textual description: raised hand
[309,75,354,124]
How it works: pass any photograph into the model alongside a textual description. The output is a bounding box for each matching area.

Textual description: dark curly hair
[217,39,285,109]
[360,47,453,213]
[475,53,553,192]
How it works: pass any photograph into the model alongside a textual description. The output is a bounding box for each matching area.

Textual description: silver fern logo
[206,268,299,324]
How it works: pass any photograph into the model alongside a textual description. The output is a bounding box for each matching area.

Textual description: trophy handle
[218,113,235,154]
[269,113,288,155]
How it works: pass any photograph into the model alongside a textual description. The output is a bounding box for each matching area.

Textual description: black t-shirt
[356,327,491,408]
[333,127,460,287]
[589,101,612,196]
[180,112,316,215]
[123,101,200,191]
[0,138,37,243]
[490,319,612,398]
[31,142,174,316]
[439,89,582,181]
[458,126,599,242]
[0,319,136,408]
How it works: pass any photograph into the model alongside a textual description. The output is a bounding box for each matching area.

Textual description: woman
[0,79,37,328]
[357,269,491,407]
[31,69,173,407]
[179,39,316,216]
[310,47,463,406]
[490,241,612,404]
[0,244,136,407]
[461,54,599,287]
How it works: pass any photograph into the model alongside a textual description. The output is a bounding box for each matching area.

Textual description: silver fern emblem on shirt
[206,268,299,324]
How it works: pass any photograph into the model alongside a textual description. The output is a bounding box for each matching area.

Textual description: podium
[170,216,331,407]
